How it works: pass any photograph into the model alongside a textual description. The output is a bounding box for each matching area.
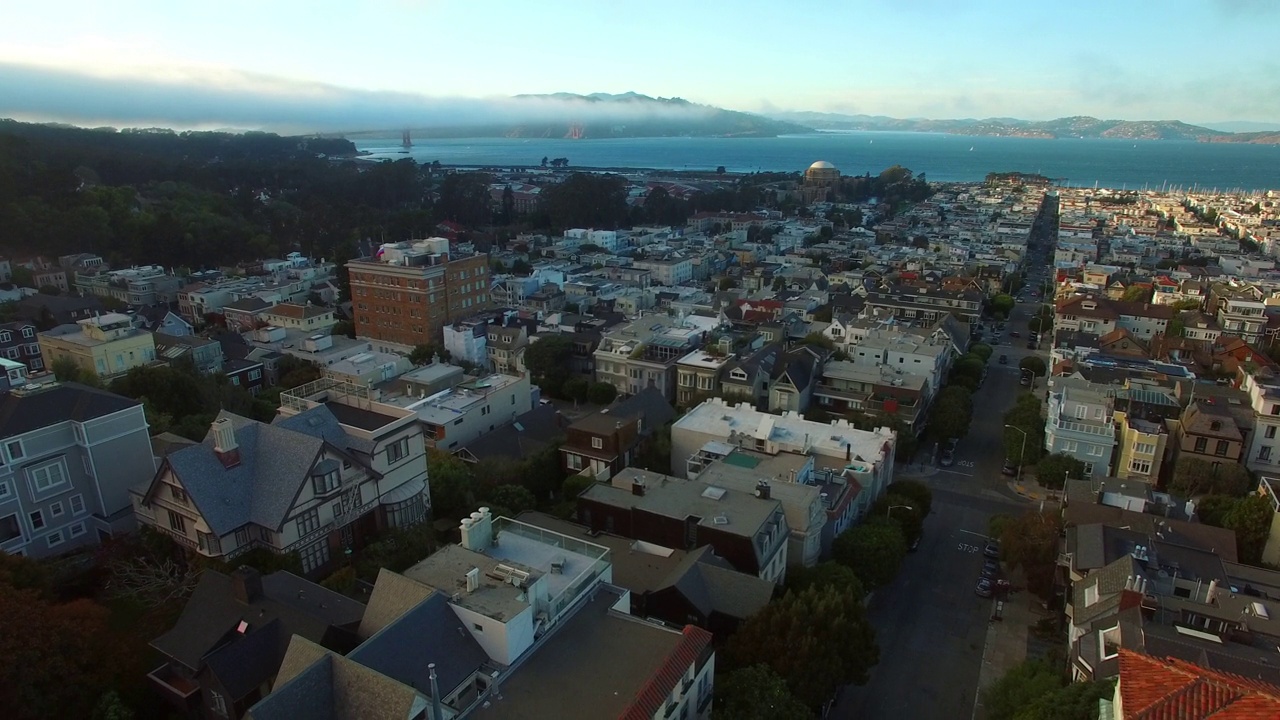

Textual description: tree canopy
[713,665,814,720]
[1171,457,1253,498]
[832,519,907,589]
[524,335,574,397]
[1034,453,1086,490]
[1019,356,1047,378]
[998,510,1062,601]
[982,659,1114,720]
[724,584,879,710]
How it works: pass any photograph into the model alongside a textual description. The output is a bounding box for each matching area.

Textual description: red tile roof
[1119,649,1280,719]
[620,625,713,720]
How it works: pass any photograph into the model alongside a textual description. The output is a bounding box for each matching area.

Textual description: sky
[2,0,1278,132]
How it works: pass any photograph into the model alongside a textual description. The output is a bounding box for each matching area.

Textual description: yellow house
[1112,409,1168,485]
[38,312,157,379]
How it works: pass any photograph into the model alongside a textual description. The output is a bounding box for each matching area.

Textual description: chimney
[845,443,852,462]
[211,417,241,469]
[631,477,646,496]
[429,663,444,720]
[1207,579,1219,604]
[230,566,263,604]
[465,567,480,593]
[756,480,771,500]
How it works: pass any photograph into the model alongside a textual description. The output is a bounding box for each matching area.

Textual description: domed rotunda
[804,160,840,186]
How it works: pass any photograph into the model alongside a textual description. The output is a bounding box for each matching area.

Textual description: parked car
[975,578,994,598]
[984,541,1001,559]
[1001,459,1018,476]
[940,439,957,467]
[1027,340,1037,350]
[1009,331,1021,338]
[999,354,1009,365]
[982,559,1001,579]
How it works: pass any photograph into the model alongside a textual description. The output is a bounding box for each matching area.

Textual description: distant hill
[770,111,1280,144]
[345,92,811,140]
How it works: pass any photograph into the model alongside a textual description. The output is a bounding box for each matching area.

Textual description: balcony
[148,663,200,709]
[155,525,198,550]
[1051,416,1114,437]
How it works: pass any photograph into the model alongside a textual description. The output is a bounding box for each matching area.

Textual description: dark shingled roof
[348,592,489,700]
[203,618,289,699]
[661,548,774,621]
[152,569,364,675]
[0,382,139,440]
[456,403,568,463]
[163,411,327,535]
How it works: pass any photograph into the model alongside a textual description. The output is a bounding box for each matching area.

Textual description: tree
[784,561,865,598]
[588,381,618,406]
[719,277,739,291]
[716,166,727,175]
[481,484,537,517]
[713,665,813,720]
[969,343,993,362]
[1003,393,1044,466]
[930,386,973,440]
[989,294,1015,316]
[1223,495,1273,565]
[832,519,907,589]
[950,357,986,385]
[408,343,447,366]
[332,320,356,339]
[1120,285,1150,302]
[725,585,879,710]
[91,691,137,720]
[0,584,117,720]
[51,355,85,382]
[871,494,925,546]
[885,480,932,517]
[1019,355,1047,378]
[1171,457,1252,497]
[1034,453,1087,490]
[562,377,590,406]
[427,450,474,521]
[525,335,574,397]
[998,510,1062,601]
[1194,494,1237,527]
[799,332,835,351]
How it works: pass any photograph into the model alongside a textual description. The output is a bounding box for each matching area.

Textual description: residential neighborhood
[5,155,1280,720]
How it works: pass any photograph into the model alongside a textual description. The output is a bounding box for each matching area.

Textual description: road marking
[956,460,975,468]
[957,542,980,553]
[937,469,974,477]
[958,529,991,539]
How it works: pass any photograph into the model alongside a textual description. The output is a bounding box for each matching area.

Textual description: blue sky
[2,0,1277,130]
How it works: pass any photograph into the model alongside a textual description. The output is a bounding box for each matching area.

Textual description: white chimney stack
[466,567,480,593]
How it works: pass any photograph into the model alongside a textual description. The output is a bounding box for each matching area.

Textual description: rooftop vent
[712,515,730,525]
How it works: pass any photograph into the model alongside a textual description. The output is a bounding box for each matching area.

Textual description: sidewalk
[1005,472,1063,504]
[971,572,1055,720]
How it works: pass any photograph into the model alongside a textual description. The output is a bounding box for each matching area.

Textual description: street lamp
[886,504,914,518]
[1020,367,1035,388]
[1004,424,1027,485]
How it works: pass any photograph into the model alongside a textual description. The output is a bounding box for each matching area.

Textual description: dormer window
[312,459,341,495]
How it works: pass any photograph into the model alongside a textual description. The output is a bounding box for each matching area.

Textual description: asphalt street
[835,249,1057,719]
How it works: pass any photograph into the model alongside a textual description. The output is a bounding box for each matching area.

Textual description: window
[591,437,603,450]
[210,690,229,718]
[1268,426,1278,440]
[235,527,250,547]
[1075,405,1087,419]
[46,530,64,548]
[1261,447,1272,461]
[73,423,85,443]
[299,539,330,574]
[1194,437,1207,453]
[1129,459,1152,474]
[0,514,20,543]
[0,481,9,501]
[248,369,262,381]
[1215,440,1230,457]
[1082,462,1094,476]
[5,441,24,461]
[167,510,186,534]
[1132,442,1155,455]
[170,485,189,505]
[295,508,320,536]
[49,501,64,518]
[29,510,44,530]
[312,469,340,496]
[69,494,85,515]
[29,462,67,495]
[197,531,221,555]
[385,437,410,464]
[567,453,583,470]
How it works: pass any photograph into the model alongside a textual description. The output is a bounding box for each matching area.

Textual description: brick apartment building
[347,238,492,349]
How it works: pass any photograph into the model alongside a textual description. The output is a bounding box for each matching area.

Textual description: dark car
[1027,340,1037,350]
[1001,459,1018,476]
[982,559,1001,579]
[1009,331,1021,338]
[975,578,994,598]
[940,439,957,467]
[999,354,1009,365]
[984,541,1001,559]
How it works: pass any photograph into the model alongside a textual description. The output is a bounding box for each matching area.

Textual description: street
[835,245,1057,719]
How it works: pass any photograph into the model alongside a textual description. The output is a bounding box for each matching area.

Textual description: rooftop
[587,467,782,538]
[471,586,710,720]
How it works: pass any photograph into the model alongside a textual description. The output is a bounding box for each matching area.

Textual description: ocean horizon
[353,131,1279,192]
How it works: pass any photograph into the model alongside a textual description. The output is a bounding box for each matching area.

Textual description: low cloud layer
[0,62,718,133]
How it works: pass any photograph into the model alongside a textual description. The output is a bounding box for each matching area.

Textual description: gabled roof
[621,625,713,720]
[157,408,356,535]
[357,569,435,640]
[605,386,677,433]
[348,592,489,701]
[152,569,364,675]
[456,404,568,464]
[1118,649,1280,719]
[249,636,423,720]
[659,547,773,620]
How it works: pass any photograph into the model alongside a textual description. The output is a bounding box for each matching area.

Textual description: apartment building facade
[0,362,156,558]
[0,321,44,374]
[593,316,707,402]
[1245,372,1280,475]
[38,313,157,380]
[348,239,492,349]
[1044,381,1116,478]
